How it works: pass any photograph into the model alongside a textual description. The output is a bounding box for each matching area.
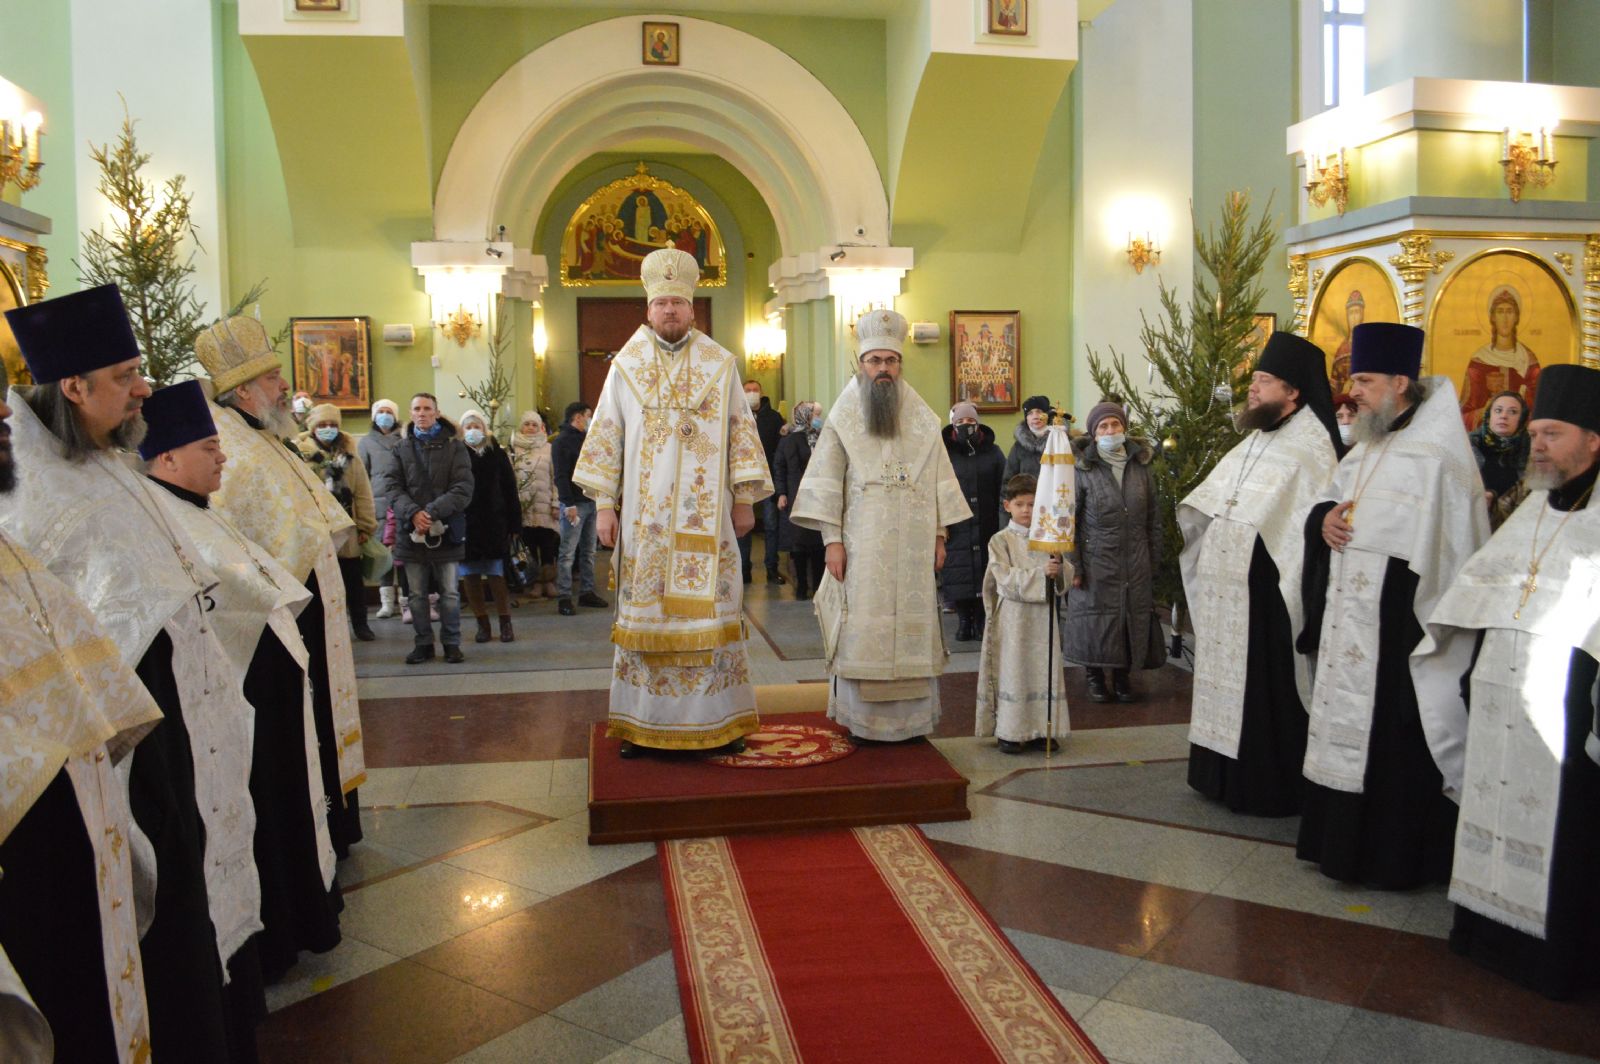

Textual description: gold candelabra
[1126,233,1161,275]
[0,111,43,193]
[438,305,481,346]
[1305,149,1348,215]
[1501,128,1556,203]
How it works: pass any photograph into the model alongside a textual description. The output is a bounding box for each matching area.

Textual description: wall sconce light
[1305,148,1348,215]
[1126,233,1161,275]
[744,323,785,373]
[1501,126,1556,203]
[0,80,43,193]
[438,305,481,347]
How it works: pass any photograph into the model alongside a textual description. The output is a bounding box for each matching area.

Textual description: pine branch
[456,297,518,437]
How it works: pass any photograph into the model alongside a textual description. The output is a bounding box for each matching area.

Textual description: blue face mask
[1096,433,1126,454]
[315,426,340,444]
[374,412,395,431]
[810,416,823,431]
[464,428,486,447]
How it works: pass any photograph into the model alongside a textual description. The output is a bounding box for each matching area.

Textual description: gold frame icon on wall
[1308,257,1402,398]
[294,0,344,10]
[950,310,1021,415]
[290,317,373,412]
[643,22,680,66]
[560,163,726,288]
[988,0,1028,36]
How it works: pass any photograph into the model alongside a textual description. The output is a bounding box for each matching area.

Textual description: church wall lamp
[0,76,45,194]
[1500,125,1556,203]
[1304,147,1349,215]
[1126,232,1161,275]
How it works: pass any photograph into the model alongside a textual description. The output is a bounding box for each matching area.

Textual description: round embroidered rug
[704,724,855,769]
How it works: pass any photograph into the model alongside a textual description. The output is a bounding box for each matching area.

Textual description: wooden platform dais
[587,711,971,845]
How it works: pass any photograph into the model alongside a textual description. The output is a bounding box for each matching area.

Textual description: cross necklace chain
[102,459,208,594]
[1515,484,1594,620]
[1345,433,1398,529]
[0,532,95,696]
[1224,432,1275,514]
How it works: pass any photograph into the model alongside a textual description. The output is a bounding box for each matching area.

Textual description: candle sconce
[1305,149,1349,215]
[1501,127,1556,203]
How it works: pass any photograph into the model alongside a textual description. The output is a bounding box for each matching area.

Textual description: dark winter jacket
[939,423,1005,603]
[552,423,586,508]
[373,418,475,563]
[1003,421,1048,485]
[1062,435,1166,670]
[772,429,823,553]
[752,397,785,467]
[462,437,521,563]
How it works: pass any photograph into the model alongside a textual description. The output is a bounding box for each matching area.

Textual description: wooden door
[575,297,712,409]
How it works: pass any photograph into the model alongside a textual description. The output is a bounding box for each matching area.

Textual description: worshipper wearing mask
[772,399,827,599]
[457,410,522,644]
[553,400,608,617]
[976,473,1071,754]
[1004,394,1053,484]
[1295,323,1488,891]
[196,315,367,854]
[1063,400,1166,704]
[1414,362,1600,1000]
[511,410,561,600]
[373,393,474,664]
[941,400,1006,642]
[361,397,408,619]
[3,286,249,1061]
[738,378,787,586]
[1467,389,1530,519]
[0,358,165,1064]
[295,403,379,642]
[141,381,343,989]
[575,248,772,758]
[291,389,314,426]
[791,308,969,743]
[1180,332,1342,817]
[1332,392,1358,448]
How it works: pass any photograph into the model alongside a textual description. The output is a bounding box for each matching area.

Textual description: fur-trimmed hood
[1071,433,1155,470]
[1011,420,1048,456]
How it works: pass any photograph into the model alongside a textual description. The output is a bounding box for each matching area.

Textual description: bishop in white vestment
[574,249,773,754]
[1296,323,1489,890]
[791,309,970,741]
[1417,363,1600,999]
[1181,332,1341,816]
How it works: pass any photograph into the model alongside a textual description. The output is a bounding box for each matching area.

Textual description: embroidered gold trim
[341,771,368,794]
[660,594,719,620]
[606,713,757,749]
[1039,452,1077,465]
[610,621,745,651]
[0,637,122,709]
[641,650,714,667]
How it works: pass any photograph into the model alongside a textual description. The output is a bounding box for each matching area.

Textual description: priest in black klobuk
[1,285,262,1062]
[193,316,365,854]
[0,364,163,1063]
[1182,331,1342,816]
[1417,362,1600,998]
[141,381,343,984]
[1295,322,1489,889]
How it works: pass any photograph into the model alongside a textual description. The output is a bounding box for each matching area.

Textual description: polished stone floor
[260,570,1600,1064]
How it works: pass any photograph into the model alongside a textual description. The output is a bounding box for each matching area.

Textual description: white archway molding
[434,15,888,257]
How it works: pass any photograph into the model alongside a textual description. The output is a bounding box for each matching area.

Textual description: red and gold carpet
[661,824,1107,1063]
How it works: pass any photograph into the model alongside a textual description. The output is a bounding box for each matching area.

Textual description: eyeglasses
[861,355,902,368]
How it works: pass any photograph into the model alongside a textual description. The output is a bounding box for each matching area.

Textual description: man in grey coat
[373,392,474,663]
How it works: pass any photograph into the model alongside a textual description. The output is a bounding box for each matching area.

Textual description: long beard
[258,400,298,440]
[1235,399,1289,433]
[860,372,900,439]
[1349,391,1401,447]
[108,412,147,451]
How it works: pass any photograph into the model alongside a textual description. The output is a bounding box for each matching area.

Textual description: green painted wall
[0,0,78,284]
[1552,0,1600,87]
[425,5,888,192]
[1192,0,1296,324]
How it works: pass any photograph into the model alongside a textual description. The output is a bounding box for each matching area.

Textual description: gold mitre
[641,248,699,303]
[194,316,281,395]
[854,307,907,358]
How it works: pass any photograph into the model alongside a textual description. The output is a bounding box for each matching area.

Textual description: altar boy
[976,474,1071,753]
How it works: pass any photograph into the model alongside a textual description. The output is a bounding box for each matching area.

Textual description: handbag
[360,536,394,585]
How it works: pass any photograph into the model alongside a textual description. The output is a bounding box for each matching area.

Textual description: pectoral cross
[1514,564,1538,620]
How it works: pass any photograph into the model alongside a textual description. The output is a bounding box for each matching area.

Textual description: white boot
[375,585,398,619]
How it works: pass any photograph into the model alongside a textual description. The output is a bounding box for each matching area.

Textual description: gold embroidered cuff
[605,713,758,750]
[611,621,745,652]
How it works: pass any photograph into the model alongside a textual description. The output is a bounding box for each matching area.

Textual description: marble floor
[259,576,1600,1064]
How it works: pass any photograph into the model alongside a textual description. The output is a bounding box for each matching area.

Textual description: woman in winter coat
[940,401,1005,641]
[458,410,522,643]
[360,398,406,618]
[772,400,826,598]
[1003,394,1053,485]
[510,410,561,599]
[295,404,378,641]
[1063,400,1166,703]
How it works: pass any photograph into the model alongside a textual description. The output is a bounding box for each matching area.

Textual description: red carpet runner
[661,824,1107,1063]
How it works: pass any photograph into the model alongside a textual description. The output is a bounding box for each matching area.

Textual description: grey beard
[1349,391,1401,447]
[257,402,298,440]
[1235,400,1289,433]
[860,372,900,439]
[109,413,147,451]
[1524,468,1561,490]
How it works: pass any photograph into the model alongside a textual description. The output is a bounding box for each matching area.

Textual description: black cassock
[299,569,363,856]
[1187,537,1309,817]
[244,625,344,981]
[1293,503,1459,890]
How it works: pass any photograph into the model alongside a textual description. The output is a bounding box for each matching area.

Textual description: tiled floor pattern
[261,585,1600,1063]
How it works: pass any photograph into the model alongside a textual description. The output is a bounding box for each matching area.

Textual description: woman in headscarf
[457,410,521,643]
[772,400,826,599]
[510,410,561,599]
[1468,390,1531,528]
[1003,394,1053,484]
